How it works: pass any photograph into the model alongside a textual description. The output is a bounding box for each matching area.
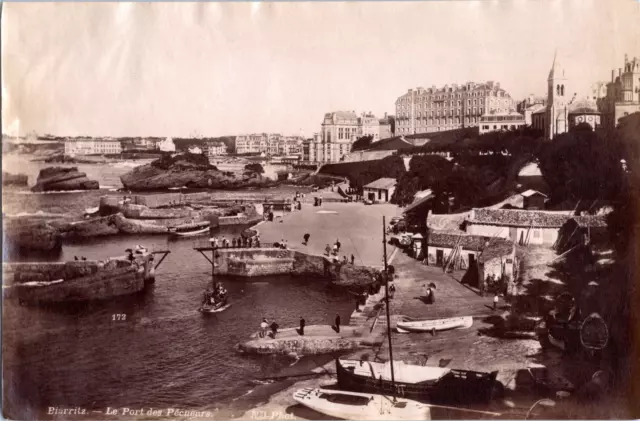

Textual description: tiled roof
[427,231,489,251]
[478,240,515,263]
[572,215,609,228]
[363,177,397,190]
[403,193,435,214]
[532,106,548,115]
[468,208,571,228]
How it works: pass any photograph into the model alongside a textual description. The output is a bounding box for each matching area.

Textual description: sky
[2,0,640,138]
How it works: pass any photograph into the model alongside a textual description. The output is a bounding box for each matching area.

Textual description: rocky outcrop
[3,219,62,253]
[52,215,120,238]
[2,172,28,186]
[120,154,277,191]
[31,167,99,192]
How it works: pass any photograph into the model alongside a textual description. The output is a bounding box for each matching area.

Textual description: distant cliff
[120,153,276,191]
[31,167,99,192]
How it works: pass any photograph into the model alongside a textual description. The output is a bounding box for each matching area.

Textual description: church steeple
[545,50,569,140]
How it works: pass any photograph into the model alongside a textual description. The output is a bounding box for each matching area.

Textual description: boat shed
[363,178,397,203]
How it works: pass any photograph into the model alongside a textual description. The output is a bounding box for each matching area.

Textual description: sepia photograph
[2,1,640,420]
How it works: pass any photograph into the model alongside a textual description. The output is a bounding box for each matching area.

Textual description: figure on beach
[324,244,331,256]
[259,318,268,338]
[303,233,310,245]
[297,317,306,336]
[350,254,355,265]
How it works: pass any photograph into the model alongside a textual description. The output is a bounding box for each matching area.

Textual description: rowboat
[336,359,498,404]
[293,387,431,420]
[199,302,231,314]
[396,316,473,333]
[168,221,210,238]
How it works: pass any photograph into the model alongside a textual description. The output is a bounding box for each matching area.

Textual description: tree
[351,135,374,152]
[391,155,454,206]
[537,129,625,203]
[244,163,264,174]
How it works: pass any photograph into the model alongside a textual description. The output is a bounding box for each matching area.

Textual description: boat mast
[382,216,396,400]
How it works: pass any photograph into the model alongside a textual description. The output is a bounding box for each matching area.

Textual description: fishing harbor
[2,183,626,420]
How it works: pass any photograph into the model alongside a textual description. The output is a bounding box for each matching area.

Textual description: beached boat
[396,316,473,333]
[168,221,210,238]
[336,359,498,404]
[293,387,431,420]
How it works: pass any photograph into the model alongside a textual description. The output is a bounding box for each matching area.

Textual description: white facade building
[64,139,122,155]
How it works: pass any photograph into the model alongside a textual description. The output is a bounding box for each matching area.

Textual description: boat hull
[336,359,497,404]
[293,388,431,420]
[396,316,473,333]
[169,227,210,238]
[199,303,231,314]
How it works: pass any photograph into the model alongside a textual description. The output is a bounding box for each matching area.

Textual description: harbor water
[2,158,352,419]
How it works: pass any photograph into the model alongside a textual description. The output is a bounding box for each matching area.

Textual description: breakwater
[3,253,157,304]
[212,248,379,287]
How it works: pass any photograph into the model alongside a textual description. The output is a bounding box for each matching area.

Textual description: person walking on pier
[298,317,306,336]
[303,233,310,245]
[260,318,269,338]
[232,238,237,248]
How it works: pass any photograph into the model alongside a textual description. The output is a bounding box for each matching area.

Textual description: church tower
[545,52,570,140]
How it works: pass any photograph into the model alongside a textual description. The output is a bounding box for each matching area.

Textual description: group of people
[210,236,260,249]
[257,313,344,339]
[259,318,280,338]
[203,282,228,307]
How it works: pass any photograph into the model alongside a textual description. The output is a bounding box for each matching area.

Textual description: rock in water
[31,167,99,192]
[120,153,276,191]
[4,219,62,253]
[2,172,28,187]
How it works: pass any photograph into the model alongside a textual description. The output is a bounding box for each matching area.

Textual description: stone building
[464,208,572,246]
[235,133,303,156]
[378,114,393,140]
[64,138,122,155]
[394,81,516,135]
[477,240,516,294]
[306,111,389,163]
[531,53,602,137]
[517,95,546,126]
[599,54,640,129]
[202,141,227,157]
[362,177,397,203]
[479,111,526,134]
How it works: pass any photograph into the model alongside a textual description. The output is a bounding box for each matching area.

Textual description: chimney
[619,68,622,77]
[612,69,615,83]
[384,112,388,118]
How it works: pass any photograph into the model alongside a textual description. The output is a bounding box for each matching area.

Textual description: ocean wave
[9,189,90,195]
[5,210,67,218]
[110,161,148,169]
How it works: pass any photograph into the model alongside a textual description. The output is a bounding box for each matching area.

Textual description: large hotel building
[394,81,516,135]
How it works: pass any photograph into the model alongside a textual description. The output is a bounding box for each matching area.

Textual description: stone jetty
[2,171,28,187]
[236,325,384,357]
[2,250,165,304]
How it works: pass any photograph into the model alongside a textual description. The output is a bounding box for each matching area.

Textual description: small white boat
[168,222,210,238]
[293,388,431,420]
[84,206,99,214]
[199,303,231,314]
[396,316,473,333]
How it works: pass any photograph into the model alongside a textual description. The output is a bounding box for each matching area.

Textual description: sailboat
[293,216,432,419]
[294,217,500,419]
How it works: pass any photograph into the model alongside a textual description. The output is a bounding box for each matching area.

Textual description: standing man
[334,313,341,333]
[260,318,269,338]
[493,293,499,310]
[298,317,306,336]
[350,254,355,265]
[336,239,341,253]
[303,233,310,245]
